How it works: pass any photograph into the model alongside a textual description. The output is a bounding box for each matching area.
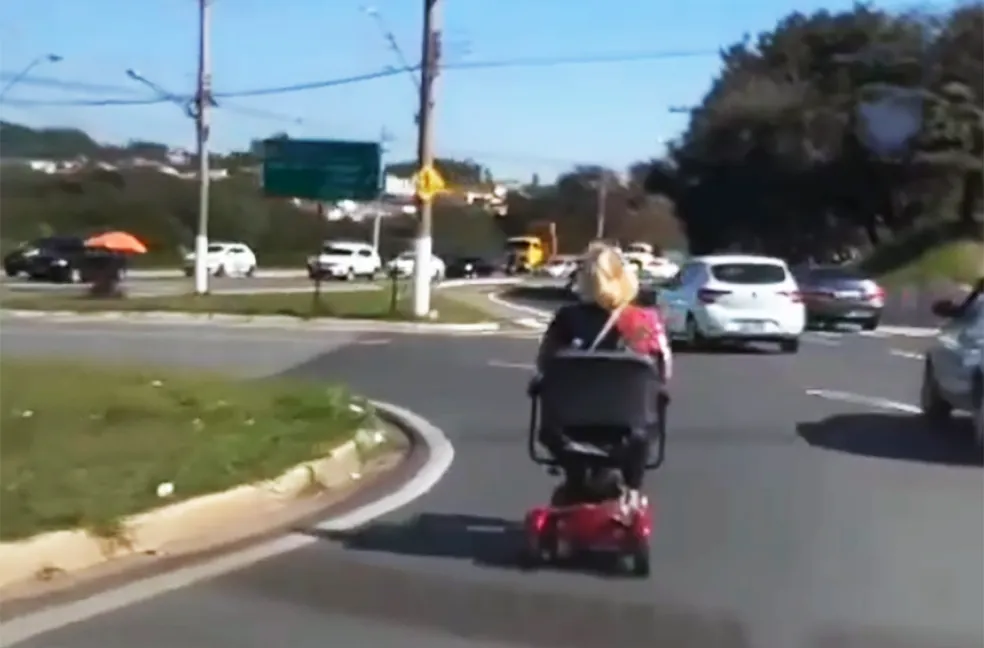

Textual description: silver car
[920,285,984,447]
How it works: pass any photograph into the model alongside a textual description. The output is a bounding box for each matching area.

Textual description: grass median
[0,288,493,324]
[0,358,371,542]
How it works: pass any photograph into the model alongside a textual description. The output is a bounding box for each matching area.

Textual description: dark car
[445,256,497,279]
[793,265,885,330]
[4,236,100,283]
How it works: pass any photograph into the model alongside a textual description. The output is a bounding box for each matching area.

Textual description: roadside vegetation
[0,359,370,541]
[0,287,494,323]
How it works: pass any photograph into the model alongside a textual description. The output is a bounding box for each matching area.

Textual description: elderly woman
[535,242,672,505]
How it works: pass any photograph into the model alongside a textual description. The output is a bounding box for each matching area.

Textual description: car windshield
[506,239,533,250]
[322,246,355,256]
[207,244,226,253]
[710,262,787,284]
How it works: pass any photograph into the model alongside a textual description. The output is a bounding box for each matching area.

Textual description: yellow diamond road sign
[414,164,446,202]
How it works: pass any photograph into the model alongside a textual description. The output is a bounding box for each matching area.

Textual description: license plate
[740,321,765,332]
[835,290,862,300]
[846,310,869,318]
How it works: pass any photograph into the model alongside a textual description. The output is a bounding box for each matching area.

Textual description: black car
[4,236,99,283]
[445,256,497,279]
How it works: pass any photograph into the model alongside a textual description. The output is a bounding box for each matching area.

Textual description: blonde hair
[577,242,639,310]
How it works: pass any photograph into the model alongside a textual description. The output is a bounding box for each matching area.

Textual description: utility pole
[411,0,440,318]
[595,175,608,240]
[193,0,213,296]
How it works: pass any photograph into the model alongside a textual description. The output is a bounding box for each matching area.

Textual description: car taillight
[697,288,731,304]
[779,290,802,303]
[865,284,885,302]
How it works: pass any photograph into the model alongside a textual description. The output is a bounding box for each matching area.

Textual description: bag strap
[587,304,626,351]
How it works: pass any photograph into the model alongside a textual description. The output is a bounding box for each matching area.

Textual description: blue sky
[1,0,921,181]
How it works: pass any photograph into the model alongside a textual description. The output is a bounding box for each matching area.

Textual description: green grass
[859,221,983,286]
[0,289,493,324]
[0,359,369,542]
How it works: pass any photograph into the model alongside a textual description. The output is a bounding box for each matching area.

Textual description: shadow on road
[797,413,982,467]
[307,512,526,570]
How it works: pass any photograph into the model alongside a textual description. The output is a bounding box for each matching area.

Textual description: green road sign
[262,138,381,201]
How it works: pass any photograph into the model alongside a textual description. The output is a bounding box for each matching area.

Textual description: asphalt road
[1,319,981,648]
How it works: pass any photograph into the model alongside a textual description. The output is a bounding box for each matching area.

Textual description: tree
[0,121,100,159]
[641,2,983,261]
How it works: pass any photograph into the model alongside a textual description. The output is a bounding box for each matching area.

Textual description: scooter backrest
[539,350,661,429]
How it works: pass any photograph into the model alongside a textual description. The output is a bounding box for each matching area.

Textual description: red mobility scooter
[522,350,667,577]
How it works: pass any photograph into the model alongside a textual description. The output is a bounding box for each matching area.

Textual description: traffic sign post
[413,163,446,202]
[262,138,381,201]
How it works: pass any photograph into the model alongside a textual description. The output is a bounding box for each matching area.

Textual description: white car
[184,241,257,278]
[920,287,984,447]
[541,257,577,279]
[387,251,446,281]
[307,241,381,280]
[638,257,680,283]
[656,254,806,352]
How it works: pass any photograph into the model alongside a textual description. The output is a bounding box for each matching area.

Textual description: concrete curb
[0,309,502,333]
[0,421,389,590]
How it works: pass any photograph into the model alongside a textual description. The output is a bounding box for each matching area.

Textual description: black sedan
[445,256,497,279]
[793,265,885,330]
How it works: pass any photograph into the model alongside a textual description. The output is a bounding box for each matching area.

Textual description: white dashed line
[488,360,536,370]
[805,389,922,414]
[889,349,924,361]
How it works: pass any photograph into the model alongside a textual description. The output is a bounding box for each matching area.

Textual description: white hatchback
[387,251,446,281]
[307,241,381,280]
[184,241,257,278]
[657,254,806,352]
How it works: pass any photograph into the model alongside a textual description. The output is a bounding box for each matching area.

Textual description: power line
[0,67,407,106]
[0,47,716,107]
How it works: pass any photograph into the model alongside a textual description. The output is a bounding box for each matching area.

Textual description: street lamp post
[0,54,62,101]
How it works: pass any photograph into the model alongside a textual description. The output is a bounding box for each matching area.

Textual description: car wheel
[919,360,953,422]
[69,268,82,284]
[683,314,705,349]
[4,266,17,278]
[779,338,799,354]
[861,316,880,331]
[214,264,226,278]
[345,267,355,281]
[245,265,256,278]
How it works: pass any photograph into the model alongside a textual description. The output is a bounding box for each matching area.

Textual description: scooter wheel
[630,539,651,577]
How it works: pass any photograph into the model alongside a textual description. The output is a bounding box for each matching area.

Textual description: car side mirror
[931,299,961,319]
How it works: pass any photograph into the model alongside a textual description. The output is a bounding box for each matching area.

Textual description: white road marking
[488,359,536,370]
[355,337,392,346]
[802,334,841,347]
[889,349,924,361]
[514,317,547,330]
[805,389,922,414]
[0,401,455,646]
[861,325,938,339]
[487,291,552,320]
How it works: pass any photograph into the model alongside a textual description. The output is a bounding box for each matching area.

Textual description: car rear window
[803,267,865,282]
[323,246,355,255]
[710,262,788,284]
